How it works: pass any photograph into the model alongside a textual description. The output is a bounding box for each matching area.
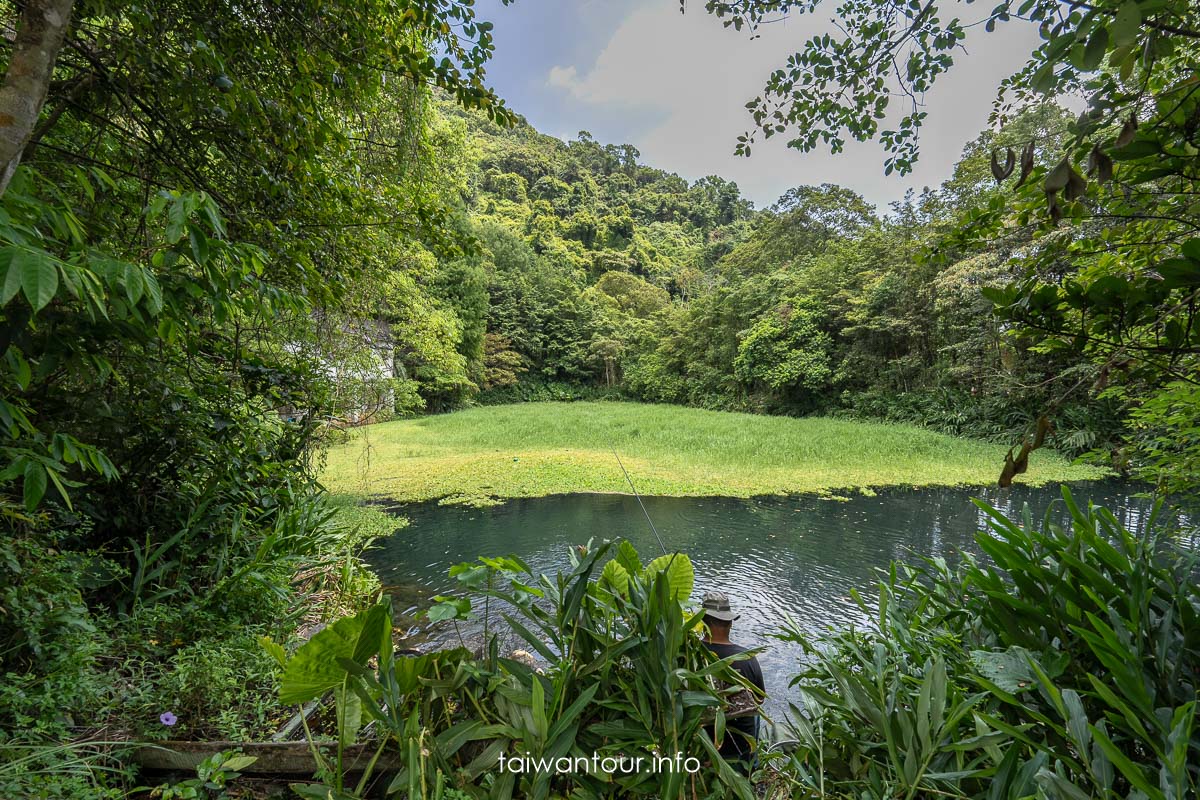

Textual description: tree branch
[1068,0,1200,40]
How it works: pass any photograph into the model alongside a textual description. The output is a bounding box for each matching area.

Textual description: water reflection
[365,481,1193,720]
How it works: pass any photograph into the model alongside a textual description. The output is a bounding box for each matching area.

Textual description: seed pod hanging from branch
[1045,190,1063,225]
[1115,114,1138,148]
[1013,140,1036,189]
[1087,144,1113,184]
[1044,155,1086,207]
[990,147,1016,182]
[1044,156,1073,192]
[1063,166,1088,201]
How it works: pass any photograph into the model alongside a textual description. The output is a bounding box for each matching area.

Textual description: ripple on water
[365,480,1190,723]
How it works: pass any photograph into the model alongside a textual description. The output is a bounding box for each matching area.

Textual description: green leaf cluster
[777,488,1199,798]
[268,542,757,798]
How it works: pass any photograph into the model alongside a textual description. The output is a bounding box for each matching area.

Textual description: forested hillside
[384,101,1141,478]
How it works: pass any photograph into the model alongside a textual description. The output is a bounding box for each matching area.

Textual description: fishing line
[609,445,669,556]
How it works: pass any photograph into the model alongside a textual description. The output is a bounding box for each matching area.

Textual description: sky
[473,0,1048,211]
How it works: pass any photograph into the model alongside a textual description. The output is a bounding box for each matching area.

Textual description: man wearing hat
[701,590,765,771]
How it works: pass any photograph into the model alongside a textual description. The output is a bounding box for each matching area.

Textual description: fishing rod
[610,451,771,746]
[609,445,669,556]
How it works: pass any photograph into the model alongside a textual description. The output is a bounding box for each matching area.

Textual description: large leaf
[970,646,1038,693]
[23,461,48,512]
[616,539,642,574]
[0,247,21,304]
[426,595,471,621]
[1109,0,1141,47]
[599,558,630,596]
[140,270,163,314]
[1081,26,1108,71]
[1182,238,1200,262]
[166,195,188,244]
[258,636,287,668]
[220,755,258,772]
[9,247,59,311]
[333,685,362,749]
[641,552,694,601]
[279,602,390,704]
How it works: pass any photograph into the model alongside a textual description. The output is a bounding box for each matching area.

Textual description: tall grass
[322,402,1106,503]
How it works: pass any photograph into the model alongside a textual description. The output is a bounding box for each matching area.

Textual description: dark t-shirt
[704,642,765,763]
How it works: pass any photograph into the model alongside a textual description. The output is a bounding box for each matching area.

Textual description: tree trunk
[0,0,75,196]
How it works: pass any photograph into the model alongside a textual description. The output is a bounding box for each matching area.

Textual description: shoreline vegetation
[321,401,1108,505]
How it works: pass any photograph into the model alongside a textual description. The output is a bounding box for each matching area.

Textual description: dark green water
[366,481,1194,722]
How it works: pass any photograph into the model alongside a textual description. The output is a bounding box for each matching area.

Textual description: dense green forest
[1,0,1197,797]
[371,98,1181,490]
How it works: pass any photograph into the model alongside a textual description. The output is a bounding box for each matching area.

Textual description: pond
[365,480,1195,726]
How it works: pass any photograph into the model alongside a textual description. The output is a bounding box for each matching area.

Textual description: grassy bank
[322,402,1106,503]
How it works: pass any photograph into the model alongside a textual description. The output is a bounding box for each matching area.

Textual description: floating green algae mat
[322,402,1107,503]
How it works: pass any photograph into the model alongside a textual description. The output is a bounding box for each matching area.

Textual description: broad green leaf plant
[775,488,1198,799]
[267,541,760,799]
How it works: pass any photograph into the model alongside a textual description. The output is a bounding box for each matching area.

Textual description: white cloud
[546,65,582,92]
[544,2,1046,210]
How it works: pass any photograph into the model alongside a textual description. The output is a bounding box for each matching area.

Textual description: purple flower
[159,711,178,727]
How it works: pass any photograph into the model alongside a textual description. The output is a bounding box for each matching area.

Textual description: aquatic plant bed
[322,401,1106,504]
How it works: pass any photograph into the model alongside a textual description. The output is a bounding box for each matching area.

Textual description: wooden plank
[132,740,401,774]
[271,700,320,742]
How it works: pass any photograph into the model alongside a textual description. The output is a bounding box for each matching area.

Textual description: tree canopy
[690,0,1199,490]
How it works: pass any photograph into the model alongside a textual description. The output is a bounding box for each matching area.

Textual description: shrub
[153,633,282,741]
[0,531,110,737]
[777,488,1198,799]
[836,387,1126,459]
[477,378,625,405]
[0,741,133,800]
